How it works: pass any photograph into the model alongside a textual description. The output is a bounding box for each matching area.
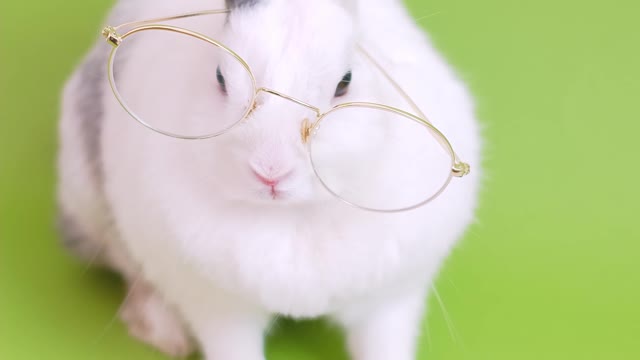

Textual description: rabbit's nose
[250,166,293,187]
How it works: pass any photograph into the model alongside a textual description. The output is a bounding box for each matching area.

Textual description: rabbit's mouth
[250,177,317,204]
[256,182,285,200]
[256,182,296,202]
[268,187,286,200]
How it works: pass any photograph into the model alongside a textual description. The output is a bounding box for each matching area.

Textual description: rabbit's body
[58,0,481,358]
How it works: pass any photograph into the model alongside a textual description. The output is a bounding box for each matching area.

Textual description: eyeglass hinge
[452,161,470,177]
[102,26,122,47]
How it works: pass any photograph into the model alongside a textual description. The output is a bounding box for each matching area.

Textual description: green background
[1,0,639,359]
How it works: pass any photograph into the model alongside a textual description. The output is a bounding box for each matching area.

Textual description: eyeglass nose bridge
[255,87,322,116]
[254,87,321,144]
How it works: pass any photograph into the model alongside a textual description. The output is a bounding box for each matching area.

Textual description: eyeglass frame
[101,9,471,213]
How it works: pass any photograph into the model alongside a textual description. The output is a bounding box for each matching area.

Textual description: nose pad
[301,118,313,144]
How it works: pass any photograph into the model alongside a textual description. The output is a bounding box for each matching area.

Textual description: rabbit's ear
[226,0,261,9]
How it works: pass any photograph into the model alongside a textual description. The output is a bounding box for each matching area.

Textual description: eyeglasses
[101,9,470,213]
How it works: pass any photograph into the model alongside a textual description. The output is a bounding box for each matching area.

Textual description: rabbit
[57,0,481,359]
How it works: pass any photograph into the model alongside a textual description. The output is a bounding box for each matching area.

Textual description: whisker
[447,276,460,294]
[90,272,142,346]
[431,284,464,349]
[414,11,445,23]
[265,314,281,335]
[80,241,108,276]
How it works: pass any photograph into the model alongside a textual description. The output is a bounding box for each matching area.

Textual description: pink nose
[252,169,292,187]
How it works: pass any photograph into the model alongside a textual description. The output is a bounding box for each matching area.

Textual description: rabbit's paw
[119,281,195,358]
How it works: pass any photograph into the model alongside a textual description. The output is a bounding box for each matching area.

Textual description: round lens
[109,28,255,138]
[309,104,454,212]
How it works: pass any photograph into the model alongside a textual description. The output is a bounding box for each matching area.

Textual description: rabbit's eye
[334,71,351,97]
[216,66,227,94]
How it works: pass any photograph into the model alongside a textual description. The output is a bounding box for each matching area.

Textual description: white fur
[58,0,481,359]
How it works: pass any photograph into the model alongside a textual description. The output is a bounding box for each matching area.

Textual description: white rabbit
[57,0,481,359]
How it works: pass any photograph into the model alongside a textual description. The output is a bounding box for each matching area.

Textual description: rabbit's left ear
[226,0,261,9]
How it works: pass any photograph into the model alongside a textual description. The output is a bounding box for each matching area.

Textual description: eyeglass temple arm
[357,46,470,177]
[110,9,230,32]
[102,9,231,47]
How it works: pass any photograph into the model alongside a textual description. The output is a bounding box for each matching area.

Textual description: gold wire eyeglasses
[101,9,470,213]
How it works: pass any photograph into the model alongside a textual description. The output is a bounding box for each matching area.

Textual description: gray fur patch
[226,0,261,9]
[56,210,105,263]
[75,52,106,183]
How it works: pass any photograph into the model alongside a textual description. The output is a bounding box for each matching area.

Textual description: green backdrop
[1,0,639,359]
